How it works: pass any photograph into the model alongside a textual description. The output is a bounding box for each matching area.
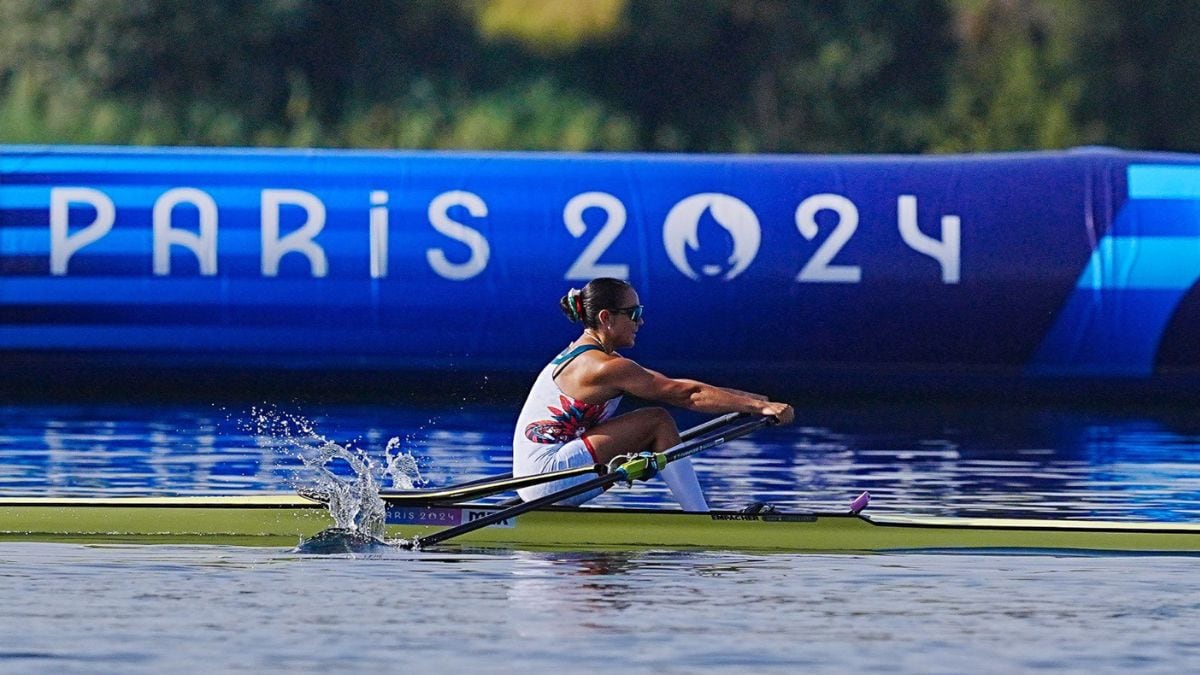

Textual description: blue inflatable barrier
[1,145,1198,389]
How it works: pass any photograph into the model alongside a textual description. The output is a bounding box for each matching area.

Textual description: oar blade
[292,527,392,555]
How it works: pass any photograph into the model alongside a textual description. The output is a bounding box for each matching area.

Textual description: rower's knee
[639,406,672,425]
[640,407,679,444]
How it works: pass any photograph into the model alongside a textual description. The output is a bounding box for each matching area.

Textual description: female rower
[512,277,794,511]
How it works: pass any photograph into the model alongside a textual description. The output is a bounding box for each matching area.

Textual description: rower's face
[608,290,643,349]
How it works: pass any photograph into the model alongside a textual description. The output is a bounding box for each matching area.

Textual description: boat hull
[2,496,1200,553]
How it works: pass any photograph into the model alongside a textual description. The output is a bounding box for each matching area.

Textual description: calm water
[3,544,1199,674]
[3,400,1200,519]
[3,400,1200,673]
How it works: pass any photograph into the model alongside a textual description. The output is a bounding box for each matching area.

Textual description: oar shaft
[382,464,601,504]
[412,413,776,548]
[377,412,749,505]
[678,411,746,440]
[665,415,772,464]
[416,472,620,547]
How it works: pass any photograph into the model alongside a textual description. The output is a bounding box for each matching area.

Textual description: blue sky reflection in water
[1,401,1199,521]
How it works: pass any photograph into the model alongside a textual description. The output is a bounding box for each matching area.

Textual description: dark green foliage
[0,0,1192,152]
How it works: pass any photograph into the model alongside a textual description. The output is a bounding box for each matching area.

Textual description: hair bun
[561,288,584,322]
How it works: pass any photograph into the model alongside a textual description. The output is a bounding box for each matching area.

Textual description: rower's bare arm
[720,387,767,401]
[597,359,793,424]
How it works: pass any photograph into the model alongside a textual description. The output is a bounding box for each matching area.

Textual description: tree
[2,0,1199,153]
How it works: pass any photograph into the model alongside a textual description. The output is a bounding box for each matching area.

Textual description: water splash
[244,405,423,540]
[383,436,422,490]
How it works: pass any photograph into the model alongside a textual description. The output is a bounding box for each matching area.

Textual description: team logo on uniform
[662,193,761,280]
[525,395,607,444]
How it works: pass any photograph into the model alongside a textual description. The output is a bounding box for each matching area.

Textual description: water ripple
[1,402,1200,521]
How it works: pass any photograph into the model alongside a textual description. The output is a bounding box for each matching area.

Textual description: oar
[378,412,747,503]
[409,413,775,548]
[299,412,748,506]
[670,411,746,440]
[374,465,603,504]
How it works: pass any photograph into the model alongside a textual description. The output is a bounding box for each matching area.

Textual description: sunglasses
[610,304,644,322]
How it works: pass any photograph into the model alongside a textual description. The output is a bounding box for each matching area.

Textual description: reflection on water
[1,401,1199,521]
[4,541,1198,672]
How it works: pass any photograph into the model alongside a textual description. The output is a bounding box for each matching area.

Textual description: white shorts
[515,437,604,507]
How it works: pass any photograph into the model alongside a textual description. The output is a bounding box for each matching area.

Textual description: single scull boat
[1,495,1198,553]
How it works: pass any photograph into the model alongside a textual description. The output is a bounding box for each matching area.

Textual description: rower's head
[561,278,644,335]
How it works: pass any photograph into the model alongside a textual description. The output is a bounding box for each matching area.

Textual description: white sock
[660,458,709,511]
